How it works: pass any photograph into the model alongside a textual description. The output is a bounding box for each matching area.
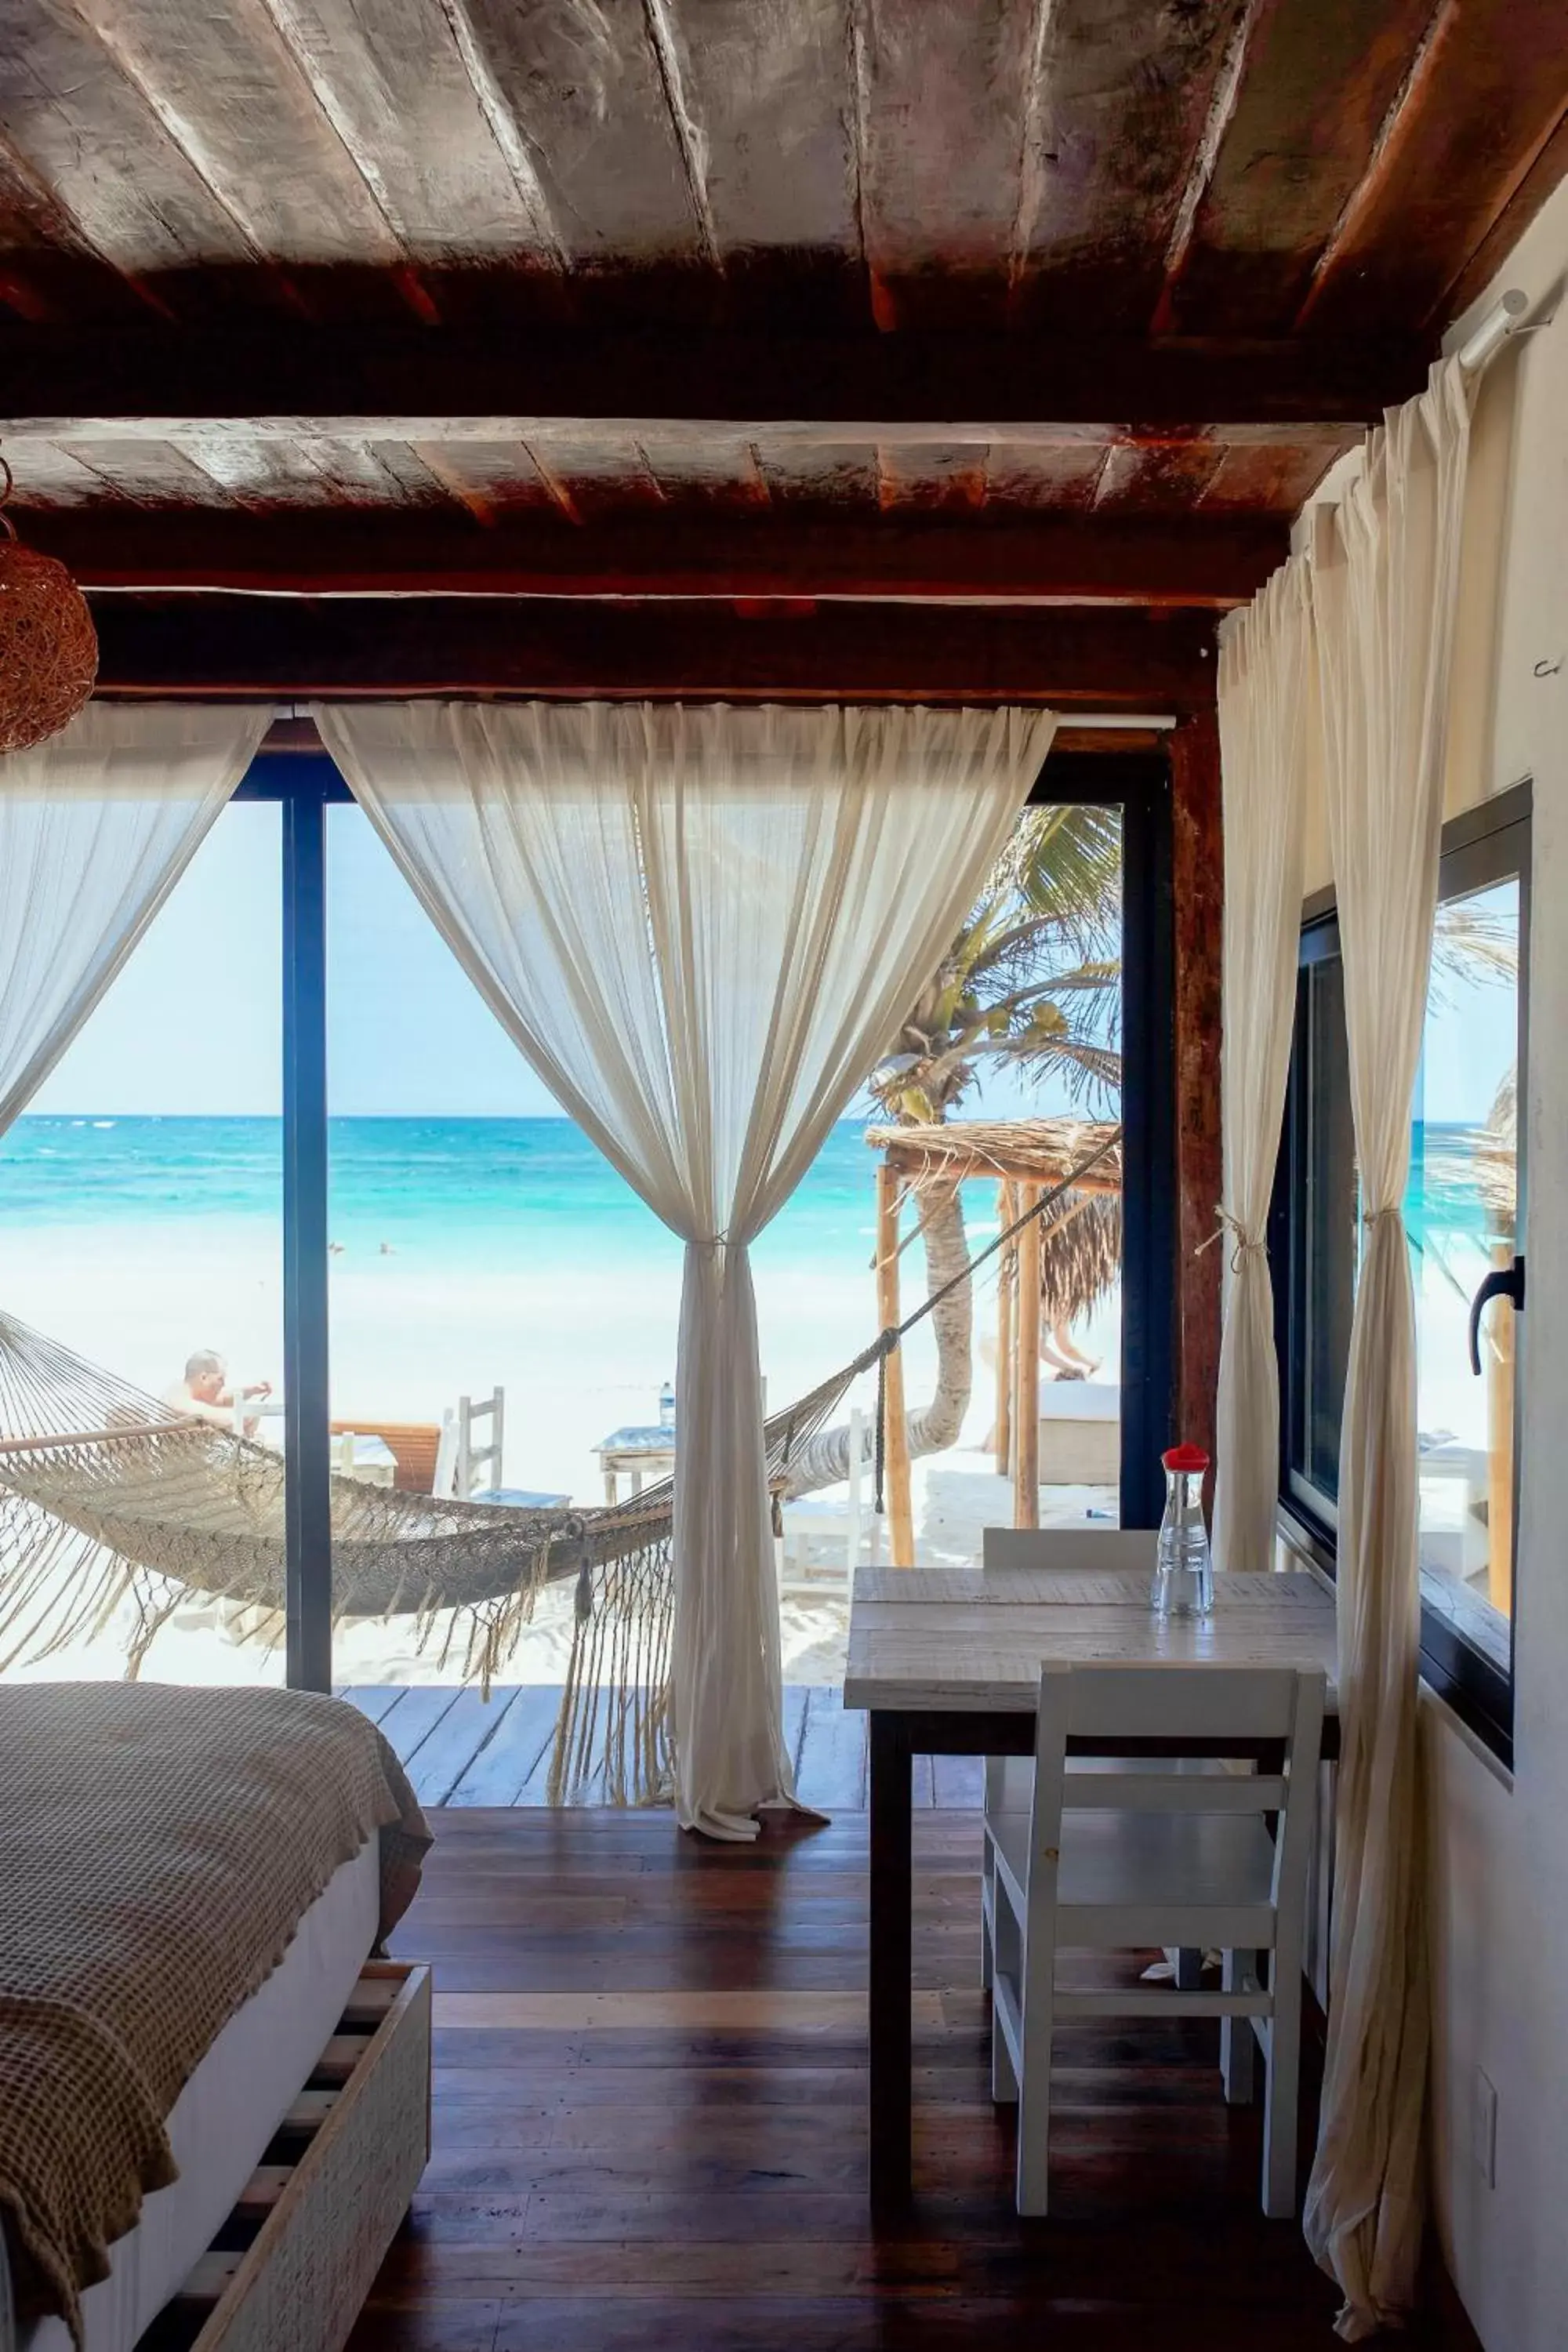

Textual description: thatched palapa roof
[865,1117,1123,1194]
[866,1117,1123,1325]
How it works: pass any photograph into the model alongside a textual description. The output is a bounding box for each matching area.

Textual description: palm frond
[992,804,1123,959]
[1428,899,1519,1011]
[1038,1192,1123,1325]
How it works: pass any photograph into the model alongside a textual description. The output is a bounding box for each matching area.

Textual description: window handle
[1468,1255,1526,1376]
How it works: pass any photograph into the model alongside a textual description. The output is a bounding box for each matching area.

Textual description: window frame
[1272,779,1532,1765]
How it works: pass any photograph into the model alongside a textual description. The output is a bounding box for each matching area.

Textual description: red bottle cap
[1162,1443,1210,1472]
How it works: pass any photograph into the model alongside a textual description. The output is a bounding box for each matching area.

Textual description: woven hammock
[0,1308,866,1802]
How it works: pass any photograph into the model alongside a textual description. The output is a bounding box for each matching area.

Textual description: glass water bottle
[1152,1444,1214,1619]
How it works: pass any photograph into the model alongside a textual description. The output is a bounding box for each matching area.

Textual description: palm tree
[783,805,1123,1497]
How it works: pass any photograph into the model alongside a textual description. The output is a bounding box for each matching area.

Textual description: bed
[0,1682,433,2352]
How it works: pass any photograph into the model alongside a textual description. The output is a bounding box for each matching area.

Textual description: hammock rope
[0,1128,1121,1804]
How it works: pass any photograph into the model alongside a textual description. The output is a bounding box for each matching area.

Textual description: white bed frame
[2,1962,430,2352]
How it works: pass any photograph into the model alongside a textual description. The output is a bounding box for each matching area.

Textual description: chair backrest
[456,1387,505,1497]
[433,1409,459,1499]
[1031,1662,1326,1907]
[982,1526,1155,1574]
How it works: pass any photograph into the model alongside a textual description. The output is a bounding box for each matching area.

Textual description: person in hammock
[163,1348,272,1436]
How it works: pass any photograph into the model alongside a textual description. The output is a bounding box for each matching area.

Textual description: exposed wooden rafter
[38,506,1285,607]
[89,595,1218,707]
[0,325,1417,442]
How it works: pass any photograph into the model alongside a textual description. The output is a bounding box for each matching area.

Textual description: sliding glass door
[225,742,1175,1694]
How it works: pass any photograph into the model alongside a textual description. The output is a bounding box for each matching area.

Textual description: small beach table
[842,1561,1341,2205]
[593,1425,677,1504]
[334,1432,398,1486]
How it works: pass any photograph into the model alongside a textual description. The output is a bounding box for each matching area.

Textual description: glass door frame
[239,747,346,1691]
[240,739,1178,1689]
[1029,750,1177,1529]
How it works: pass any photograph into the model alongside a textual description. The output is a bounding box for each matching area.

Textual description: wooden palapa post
[876,1163,915,1566]
[1012,1183,1042,1529]
[994,1179,1014,1476]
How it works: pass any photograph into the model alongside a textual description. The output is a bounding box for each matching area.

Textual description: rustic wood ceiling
[0,0,1561,688]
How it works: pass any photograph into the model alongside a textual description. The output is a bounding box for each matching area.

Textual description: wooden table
[593,1424,677,1504]
[334,1432,398,1487]
[841,1563,1339,2205]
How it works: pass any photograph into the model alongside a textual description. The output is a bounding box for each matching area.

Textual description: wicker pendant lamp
[0,452,99,754]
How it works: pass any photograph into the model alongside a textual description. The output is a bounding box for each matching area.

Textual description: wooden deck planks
[339,1684,408,1728]
[404,1690,524,1809]
[350,1806,1478,2352]
[448,1687,564,1807]
[793,1686,869,1812]
[349,1685,978,1813]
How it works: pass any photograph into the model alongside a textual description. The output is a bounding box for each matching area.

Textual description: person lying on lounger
[164,1349,272,1436]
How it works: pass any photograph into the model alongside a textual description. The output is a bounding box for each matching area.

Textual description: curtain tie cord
[1199,1204,1266,1276]
[1361,1203,1403,1231]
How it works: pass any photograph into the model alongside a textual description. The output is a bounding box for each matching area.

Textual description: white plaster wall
[1281,171,1568,2350]
[1410,180,1568,2352]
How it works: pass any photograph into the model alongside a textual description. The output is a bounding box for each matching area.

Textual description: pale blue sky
[1419,880,1520,1127]
[34,803,1064,1120]
[35,797,1508,1127]
[34,804,554,1116]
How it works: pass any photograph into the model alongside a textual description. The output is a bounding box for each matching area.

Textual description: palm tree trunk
[782,1180,972,1498]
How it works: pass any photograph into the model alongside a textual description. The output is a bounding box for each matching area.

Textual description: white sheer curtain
[1303,361,1472,2339]
[0,704,271,1137]
[316,699,1055,1838]
[1210,559,1312,1573]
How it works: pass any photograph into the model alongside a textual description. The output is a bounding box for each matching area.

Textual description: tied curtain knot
[1200,1203,1268,1276]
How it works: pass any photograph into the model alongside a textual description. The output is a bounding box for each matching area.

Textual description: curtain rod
[270,702,1178,728]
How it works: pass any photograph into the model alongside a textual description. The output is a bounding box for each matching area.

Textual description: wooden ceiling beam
[43,507,1287,608]
[0,325,1421,441]
[89,594,1218,709]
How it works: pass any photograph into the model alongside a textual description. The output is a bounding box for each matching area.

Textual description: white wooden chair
[983,1661,1325,2219]
[779,1406,877,1597]
[455,1386,504,1499]
[980,1525,1175,1881]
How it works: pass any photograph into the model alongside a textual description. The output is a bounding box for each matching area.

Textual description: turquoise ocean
[0,1113,887,1275]
[0,1110,1503,1253]
[0,1118,949,1494]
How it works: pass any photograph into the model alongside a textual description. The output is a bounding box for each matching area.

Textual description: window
[1276,782,1529,1761]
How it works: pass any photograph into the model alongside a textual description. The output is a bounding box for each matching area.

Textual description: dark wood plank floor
[357,1808,1476,2351]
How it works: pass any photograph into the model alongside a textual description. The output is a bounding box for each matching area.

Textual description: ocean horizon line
[15,1109,879,1127]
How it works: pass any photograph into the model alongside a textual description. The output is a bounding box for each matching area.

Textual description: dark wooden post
[1168,710,1224,1490]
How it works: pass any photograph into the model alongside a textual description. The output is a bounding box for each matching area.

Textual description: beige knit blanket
[0,1682,431,2345]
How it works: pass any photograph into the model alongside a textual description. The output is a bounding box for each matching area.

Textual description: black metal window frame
[236,740,1178,1686]
[1030,752,1177,1529]
[1272,779,1532,1765]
